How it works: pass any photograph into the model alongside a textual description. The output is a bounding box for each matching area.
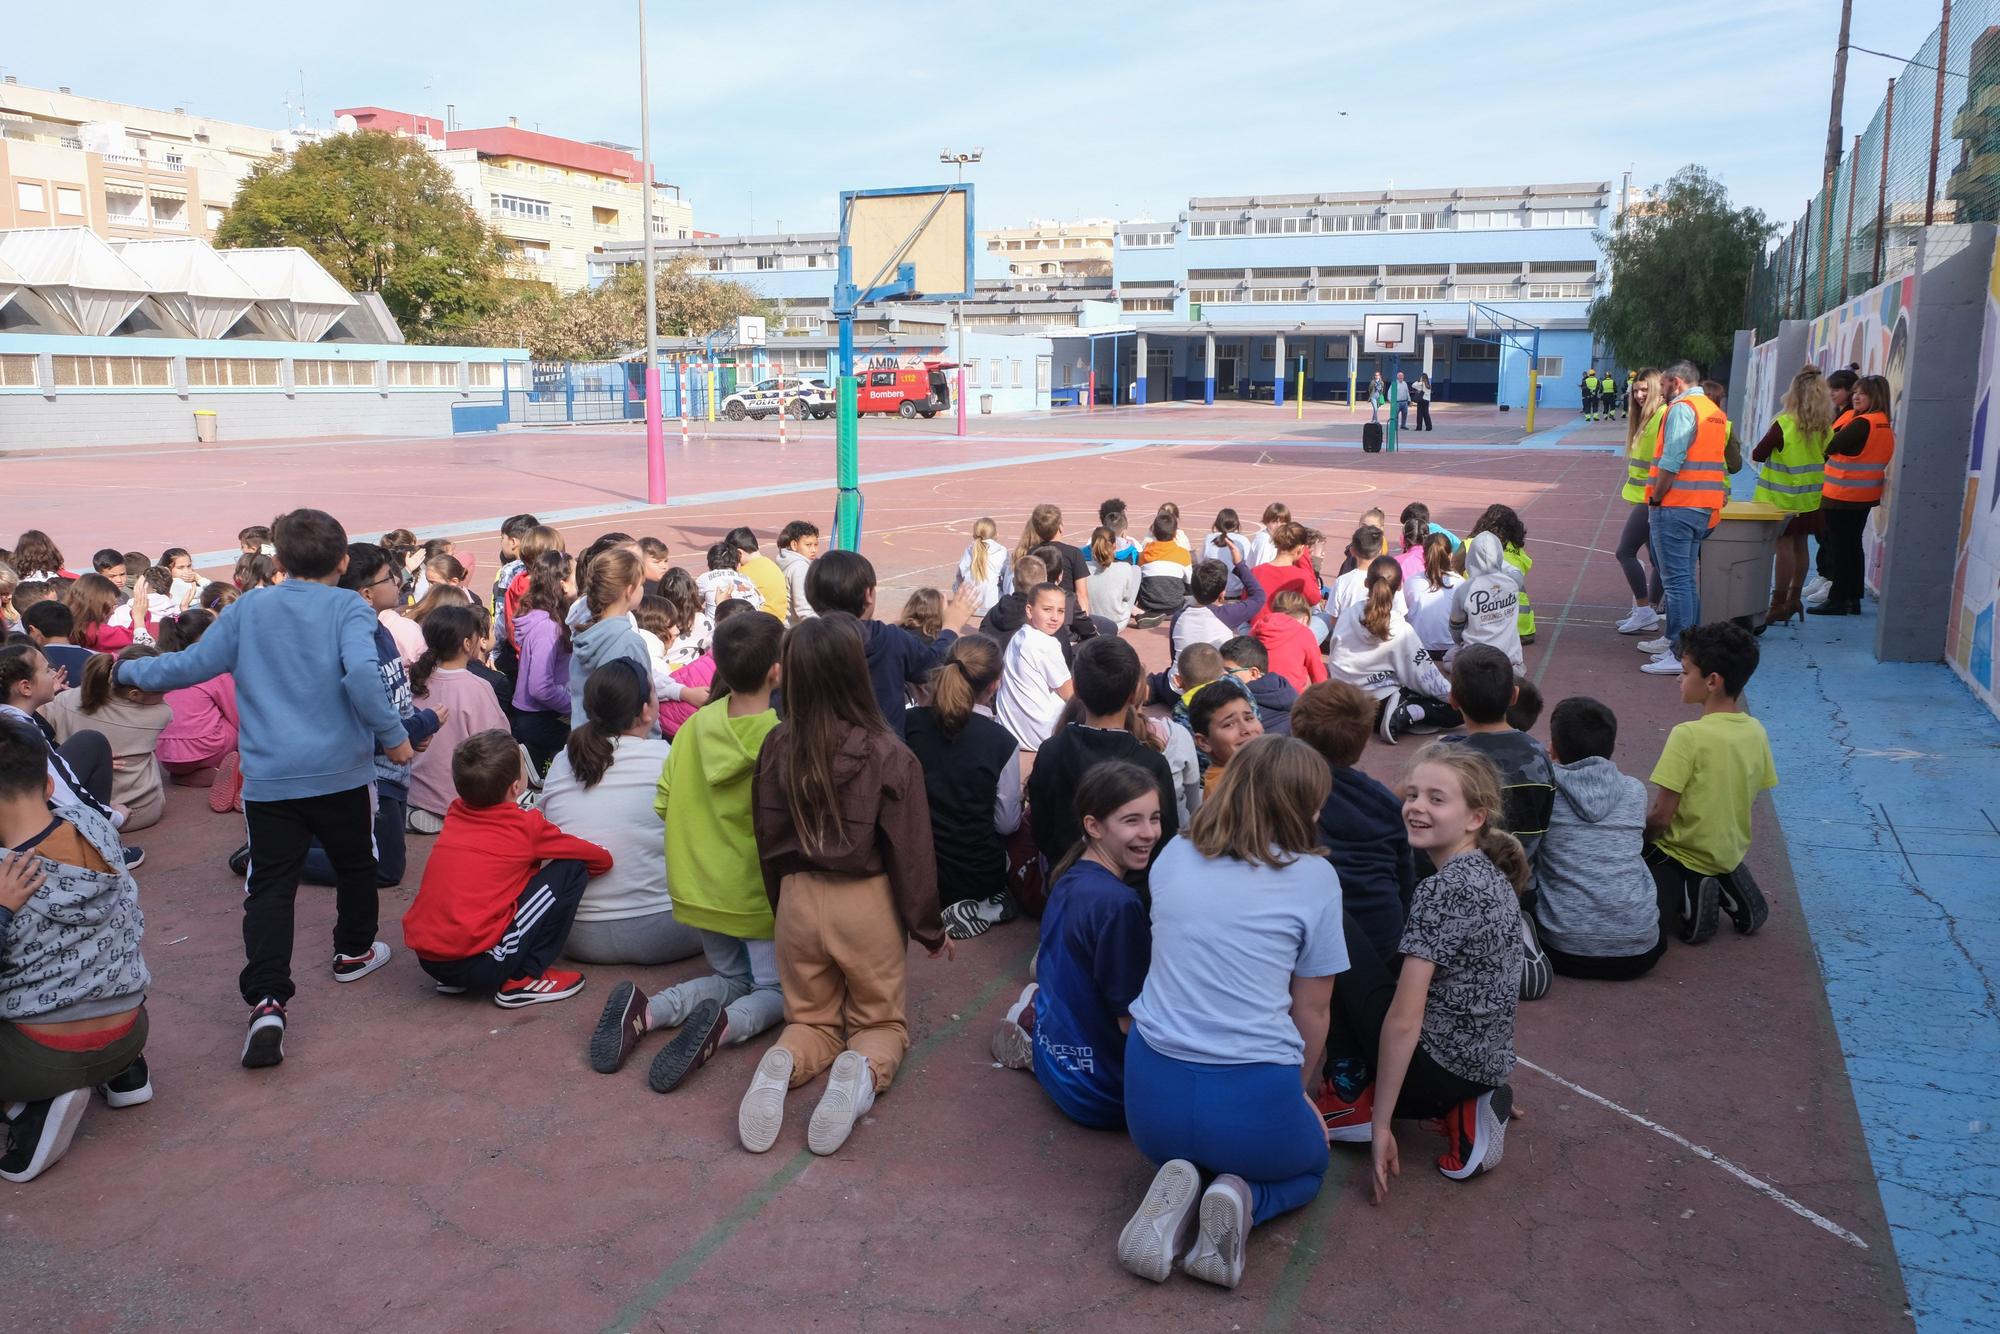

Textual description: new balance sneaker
[1640,652,1682,675]
[121,846,146,872]
[1181,1173,1253,1289]
[209,751,243,813]
[1716,866,1769,935]
[0,1089,89,1183]
[1518,910,1553,1001]
[1314,1078,1375,1143]
[989,982,1038,1070]
[1616,606,1661,635]
[406,807,446,835]
[1435,1085,1512,1180]
[227,842,252,879]
[241,997,286,1068]
[332,941,391,983]
[589,979,650,1074]
[649,998,728,1094]
[1116,1158,1201,1283]
[1679,876,1721,944]
[940,891,1019,940]
[96,1056,152,1108]
[738,1045,794,1153]
[1635,636,1672,655]
[806,1049,877,1156]
[494,968,585,1008]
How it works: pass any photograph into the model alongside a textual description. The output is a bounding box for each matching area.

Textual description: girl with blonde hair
[955,517,1009,614]
[1751,365,1837,623]
[1612,368,1667,636]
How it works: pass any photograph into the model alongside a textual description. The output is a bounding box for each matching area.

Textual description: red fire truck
[854,363,955,418]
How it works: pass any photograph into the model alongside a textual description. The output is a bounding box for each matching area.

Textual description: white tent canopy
[111,238,258,340]
[218,247,356,344]
[0,227,152,336]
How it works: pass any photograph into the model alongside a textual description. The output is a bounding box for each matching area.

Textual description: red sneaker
[1434,1087,1511,1180]
[494,969,585,1009]
[1314,1078,1375,1143]
[209,752,242,814]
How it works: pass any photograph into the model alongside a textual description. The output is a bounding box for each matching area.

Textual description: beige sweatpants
[772,870,909,1091]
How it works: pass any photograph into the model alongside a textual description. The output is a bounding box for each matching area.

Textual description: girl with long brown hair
[901,633,1023,935]
[743,613,947,1158]
[65,572,149,652]
[1012,503,1102,634]
[40,647,171,830]
[510,551,575,771]
[1324,557,1460,744]
[1404,531,1464,655]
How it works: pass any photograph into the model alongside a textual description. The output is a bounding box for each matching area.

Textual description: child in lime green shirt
[1644,622,1777,946]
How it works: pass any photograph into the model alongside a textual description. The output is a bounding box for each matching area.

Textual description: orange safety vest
[1822,411,1895,504]
[1648,394,1730,520]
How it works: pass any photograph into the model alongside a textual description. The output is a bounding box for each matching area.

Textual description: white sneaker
[331,941,391,982]
[1615,606,1660,635]
[1635,636,1671,655]
[737,1045,794,1153]
[806,1050,877,1156]
[1117,1159,1201,1283]
[1182,1173,1253,1289]
[1641,652,1682,675]
[1802,576,1831,603]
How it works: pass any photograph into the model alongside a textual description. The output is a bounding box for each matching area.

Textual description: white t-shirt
[995,624,1071,751]
[1246,530,1278,569]
[1130,837,1348,1067]
[955,538,1010,614]
[1327,567,1371,624]
[1406,572,1465,654]
[1203,532,1250,595]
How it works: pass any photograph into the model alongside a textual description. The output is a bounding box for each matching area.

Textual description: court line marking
[1516,1057,1869,1250]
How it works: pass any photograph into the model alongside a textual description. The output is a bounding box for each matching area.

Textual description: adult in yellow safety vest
[1639,360,1730,675]
[1612,368,1666,636]
[1749,365,1836,623]
[1811,374,1896,617]
[1580,369,1600,421]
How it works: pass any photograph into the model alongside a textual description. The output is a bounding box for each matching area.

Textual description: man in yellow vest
[1640,359,1730,675]
[1581,369,1599,421]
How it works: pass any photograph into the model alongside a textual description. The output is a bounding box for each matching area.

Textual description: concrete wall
[0,386,501,447]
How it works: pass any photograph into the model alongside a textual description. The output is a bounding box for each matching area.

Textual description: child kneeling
[401,730,609,1007]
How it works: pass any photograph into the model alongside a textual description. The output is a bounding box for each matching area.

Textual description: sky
[0,0,1932,238]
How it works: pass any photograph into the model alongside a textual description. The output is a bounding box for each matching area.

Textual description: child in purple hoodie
[511,556,573,772]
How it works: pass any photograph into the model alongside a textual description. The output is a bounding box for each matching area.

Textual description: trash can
[193,409,218,443]
[1699,500,1787,631]
[980,393,994,415]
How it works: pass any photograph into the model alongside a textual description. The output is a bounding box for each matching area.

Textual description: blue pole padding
[1136,375,1147,406]
[1204,375,1215,405]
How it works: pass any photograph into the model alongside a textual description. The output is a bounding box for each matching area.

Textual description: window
[1312,286,1371,302]
[1382,285,1445,301]
[491,193,551,222]
[1188,218,1248,237]
[186,357,280,387]
[388,361,458,387]
[1321,213,1384,233]
[1011,360,1022,388]
[990,361,1004,388]
[964,358,980,384]
[294,359,377,388]
[1251,216,1312,235]
[1457,262,1522,276]
[1523,282,1596,300]
[1120,297,1175,312]
[1250,267,1310,280]
[151,194,187,230]
[57,187,84,216]
[16,182,46,211]
[1454,283,1517,301]
[51,355,171,388]
[870,371,896,387]
[707,258,725,272]
[1247,287,1305,303]
[1456,342,1498,362]
[1385,211,1443,231]
[0,355,37,388]
[1537,356,1565,378]
[467,362,502,388]
[1531,208,1596,228]
[1458,209,1523,230]
[1187,286,1239,304]
[204,204,225,230]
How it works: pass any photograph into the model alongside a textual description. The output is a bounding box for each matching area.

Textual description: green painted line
[599,944,1037,1332]
[1258,1156,1356,1332]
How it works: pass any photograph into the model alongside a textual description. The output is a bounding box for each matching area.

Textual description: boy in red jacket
[402,730,610,1007]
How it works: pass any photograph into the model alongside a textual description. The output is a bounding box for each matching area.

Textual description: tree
[464,256,770,360]
[1589,165,1773,374]
[215,132,503,342]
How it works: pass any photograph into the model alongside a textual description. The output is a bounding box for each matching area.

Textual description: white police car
[721,376,834,421]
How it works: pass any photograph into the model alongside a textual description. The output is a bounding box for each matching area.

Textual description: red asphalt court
[2,404,1910,1330]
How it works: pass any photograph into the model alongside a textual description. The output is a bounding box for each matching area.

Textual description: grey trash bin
[980,394,994,415]
[1698,500,1787,630]
[193,410,218,442]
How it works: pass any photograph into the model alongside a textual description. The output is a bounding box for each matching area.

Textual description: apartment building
[338,107,695,294]
[980,218,1115,278]
[0,77,296,242]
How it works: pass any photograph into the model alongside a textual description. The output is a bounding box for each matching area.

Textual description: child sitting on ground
[655,598,753,740]
[982,554,1061,654]
[406,605,511,833]
[589,612,786,1092]
[696,542,763,615]
[1329,525,1387,622]
[897,588,945,648]
[1251,589,1328,693]
[1133,510,1194,626]
[153,611,238,792]
[1250,523,1327,631]
[1471,504,1534,646]
[1291,680,1415,962]
[996,583,1075,752]
[1327,557,1460,744]
[990,761,1159,1132]
[1146,641,1224,731]
[1217,636,1298,736]
[1026,637,1180,873]
[1188,677,1264,796]
[1538,697,1664,979]
[955,517,1009,617]
[1085,527,1142,628]
[0,720,152,1185]
[1644,622,1777,944]
[1171,556,1266,657]
[803,550,971,738]
[1451,532,1525,671]
[1507,678,1544,735]
[775,521,820,625]
[21,602,93,687]
[1404,532,1464,656]
[1337,508,1388,576]
[40,649,170,833]
[401,730,606,1008]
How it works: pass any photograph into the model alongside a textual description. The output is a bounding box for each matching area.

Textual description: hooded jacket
[1026,723,1181,867]
[753,719,944,951]
[567,613,651,728]
[0,804,150,1024]
[1450,533,1524,671]
[1239,670,1298,735]
[1316,764,1415,960]
[775,547,817,625]
[1536,756,1660,957]
[513,609,571,715]
[657,699,782,939]
[1325,603,1452,702]
[403,801,612,960]
[858,618,955,738]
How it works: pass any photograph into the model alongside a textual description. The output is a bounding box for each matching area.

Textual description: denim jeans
[1647,505,1711,645]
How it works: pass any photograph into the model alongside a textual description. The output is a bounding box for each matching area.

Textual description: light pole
[638,0,665,503]
[940,148,982,438]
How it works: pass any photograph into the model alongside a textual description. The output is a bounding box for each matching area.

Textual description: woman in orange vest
[1810,374,1895,618]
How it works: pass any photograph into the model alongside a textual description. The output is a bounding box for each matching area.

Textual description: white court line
[1516,1057,1869,1250]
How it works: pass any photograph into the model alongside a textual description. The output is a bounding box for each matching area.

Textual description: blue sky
[1,0,1926,237]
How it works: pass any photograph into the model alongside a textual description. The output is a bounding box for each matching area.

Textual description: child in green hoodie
[586,612,785,1094]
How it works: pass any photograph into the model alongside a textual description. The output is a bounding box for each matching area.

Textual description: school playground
[5,400,1995,1331]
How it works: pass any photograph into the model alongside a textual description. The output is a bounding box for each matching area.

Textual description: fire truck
[853,362,955,418]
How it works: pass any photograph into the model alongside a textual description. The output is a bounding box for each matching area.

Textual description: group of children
[0,498,1781,1301]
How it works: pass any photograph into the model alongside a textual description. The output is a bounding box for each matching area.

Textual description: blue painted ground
[1754,608,2000,1330]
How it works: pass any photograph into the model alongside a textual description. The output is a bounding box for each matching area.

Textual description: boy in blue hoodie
[113,509,411,1070]
[803,550,976,737]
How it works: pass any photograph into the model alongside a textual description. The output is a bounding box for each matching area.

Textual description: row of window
[705,254,829,272]
[1156,207,1598,242]
[12,355,505,390]
[985,236,1102,251]
[959,358,1025,388]
[1175,282,1596,306]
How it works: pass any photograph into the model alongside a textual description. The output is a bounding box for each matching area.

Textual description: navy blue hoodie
[1241,671,1297,736]
[859,618,956,738]
[1316,762,1415,960]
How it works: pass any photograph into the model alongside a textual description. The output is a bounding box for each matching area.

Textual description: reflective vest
[1752,411,1831,511]
[1583,375,1599,393]
[1649,394,1730,519]
[1822,411,1894,504]
[1621,405,1666,503]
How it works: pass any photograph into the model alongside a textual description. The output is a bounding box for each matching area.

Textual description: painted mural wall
[1740,334,1784,455]
[1807,276,1918,594]
[1949,249,2000,716]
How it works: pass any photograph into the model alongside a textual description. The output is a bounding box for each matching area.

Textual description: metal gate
[518,361,644,425]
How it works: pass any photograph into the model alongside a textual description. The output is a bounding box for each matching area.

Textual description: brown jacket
[753,719,944,951]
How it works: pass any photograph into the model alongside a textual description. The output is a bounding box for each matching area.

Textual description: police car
[720,376,834,421]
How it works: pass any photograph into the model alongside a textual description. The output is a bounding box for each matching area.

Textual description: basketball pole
[1386,350,1400,453]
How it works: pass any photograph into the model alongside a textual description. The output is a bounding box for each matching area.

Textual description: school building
[1103,181,1612,410]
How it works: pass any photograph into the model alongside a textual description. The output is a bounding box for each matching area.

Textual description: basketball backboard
[838,184,974,303]
[1361,312,1417,356]
[734,315,766,346]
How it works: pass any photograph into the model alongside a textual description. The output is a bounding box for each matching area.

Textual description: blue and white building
[1102,181,1611,409]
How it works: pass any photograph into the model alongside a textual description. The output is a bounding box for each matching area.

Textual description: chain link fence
[1748,3,2000,334]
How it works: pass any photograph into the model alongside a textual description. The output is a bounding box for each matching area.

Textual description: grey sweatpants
[645,930,784,1046]
[562,909,702,966]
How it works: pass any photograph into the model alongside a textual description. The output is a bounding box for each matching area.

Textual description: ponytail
[968,518,997,584]
[410,603,480,699]
[1422,531,1453,592]
[80,645,158,713]
[1360,556,1402,642]
[929,633,1001,738]
[1121,700,1165,753]
[565,657,650,790]
[1478,827,1532,895]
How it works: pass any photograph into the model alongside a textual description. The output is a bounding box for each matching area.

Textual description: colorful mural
[1948,248,2000,716]
[1807,274,1918,594]
[1740,335,1783,456]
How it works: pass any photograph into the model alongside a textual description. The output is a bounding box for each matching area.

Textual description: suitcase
[1362,421,1384,454]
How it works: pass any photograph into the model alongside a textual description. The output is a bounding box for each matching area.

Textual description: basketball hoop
[1361,312,1416,357]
